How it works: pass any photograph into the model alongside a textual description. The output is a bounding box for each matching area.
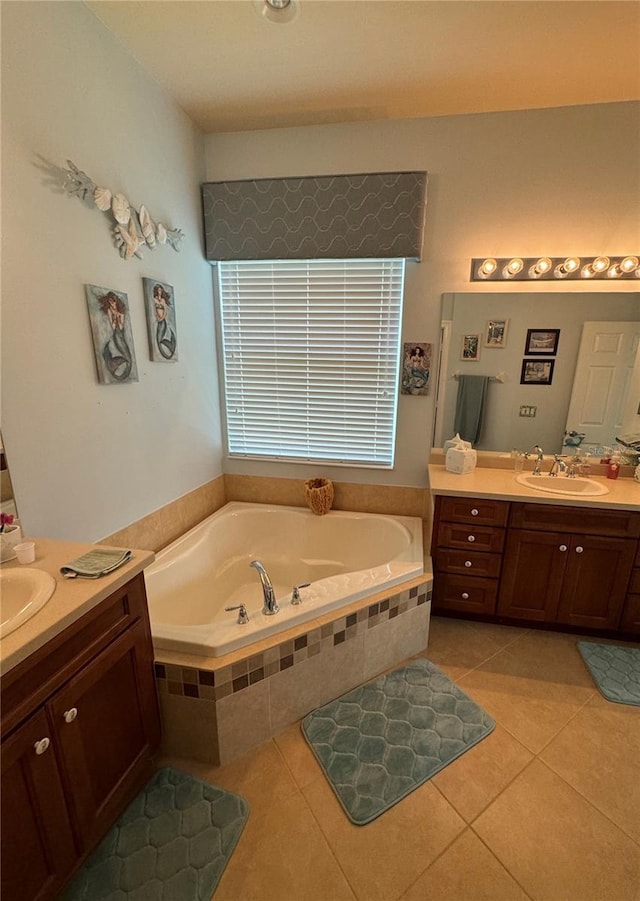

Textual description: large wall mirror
[434,292,640,456]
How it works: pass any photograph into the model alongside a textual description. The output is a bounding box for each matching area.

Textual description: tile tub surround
[101,472,430,555]
[155,576,433,765]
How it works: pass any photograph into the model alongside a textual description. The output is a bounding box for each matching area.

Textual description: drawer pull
[34,737,50,756]
[576,546,584,554]
[471,508,479,516]
[63,707,78,724]
[559,544,568,552]
[464,560,472,568]
[461,592,470,599]
[467,535,476,543]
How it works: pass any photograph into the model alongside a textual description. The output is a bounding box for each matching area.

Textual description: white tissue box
[445,446,477,474]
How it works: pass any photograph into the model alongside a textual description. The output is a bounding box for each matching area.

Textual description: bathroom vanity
[429,464,640,639]
[0,540,159,901]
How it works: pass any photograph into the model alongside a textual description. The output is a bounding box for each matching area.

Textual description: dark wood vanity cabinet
[0,572,161,901]
[431,496,508,615]
[432,494,640,637]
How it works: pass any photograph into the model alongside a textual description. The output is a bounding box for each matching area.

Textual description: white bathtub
[146,501,424,657]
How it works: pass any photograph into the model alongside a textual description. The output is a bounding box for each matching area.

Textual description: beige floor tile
[274,721,325,790]
[302,771,465,901]
[474,759,640,901]
[423,616,528,681]
[160,738,300,820]
[457,641,595,753]
[432,724,533,822]
[213,792,356,901]
[400,828,532,901]
[540,692,640,841]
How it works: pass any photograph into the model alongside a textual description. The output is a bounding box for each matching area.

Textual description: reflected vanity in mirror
[0,431,18,520]
[434,292,640,456]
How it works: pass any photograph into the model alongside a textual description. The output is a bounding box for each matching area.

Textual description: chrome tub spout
[249,560,279,615]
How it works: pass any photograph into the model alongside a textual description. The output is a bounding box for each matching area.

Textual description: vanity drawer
[436,522,506,554]
[432,574,498,615]
[628,569,640,595]
[438,496,509,527]
[510,503,640,538]
[435,548,502,578]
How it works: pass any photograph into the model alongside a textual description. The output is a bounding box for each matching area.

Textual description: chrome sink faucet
[249,560,279,615]
[548,455,567,477]
[532,445,545,475]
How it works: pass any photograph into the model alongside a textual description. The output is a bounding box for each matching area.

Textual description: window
[217,258,405,467]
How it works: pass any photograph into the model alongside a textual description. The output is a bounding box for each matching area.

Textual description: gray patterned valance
[202,171,428,262]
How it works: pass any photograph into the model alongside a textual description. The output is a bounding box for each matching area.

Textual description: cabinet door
[556,535,637,630]
[48,621,158,850]
[1,709,77,901]
[498,530,567,622]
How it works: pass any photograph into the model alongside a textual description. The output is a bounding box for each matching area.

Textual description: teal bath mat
[302,658,495,825]
[577,641,640,706]
[63,767,249,900]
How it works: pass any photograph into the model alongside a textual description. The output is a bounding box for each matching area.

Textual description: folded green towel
[60,548,132,579]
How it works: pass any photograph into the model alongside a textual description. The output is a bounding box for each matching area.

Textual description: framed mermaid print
[142,278,179,363]
[85,284,139,384]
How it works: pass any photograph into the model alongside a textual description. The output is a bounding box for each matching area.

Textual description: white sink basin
[515,473,609,497]
[0,568,56,638]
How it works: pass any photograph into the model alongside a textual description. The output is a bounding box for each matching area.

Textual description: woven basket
[304,478,334,516]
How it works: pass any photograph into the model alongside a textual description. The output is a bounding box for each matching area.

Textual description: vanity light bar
[471,256,640,281]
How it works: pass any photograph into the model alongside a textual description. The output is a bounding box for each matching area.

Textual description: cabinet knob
[470,508,479,516]
[467,535,475,543]
[575,546,584,554]
[34,737,50,756]
[63,707,78,724]
[461,592,470,599]
[464,560,472,568]
[559,544,568,552]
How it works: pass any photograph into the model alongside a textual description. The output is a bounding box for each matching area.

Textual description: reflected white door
[565,321,640,448]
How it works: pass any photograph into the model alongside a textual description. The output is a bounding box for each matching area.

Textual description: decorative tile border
[155,580,432,701]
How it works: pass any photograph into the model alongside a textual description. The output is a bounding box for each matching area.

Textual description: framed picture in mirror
[461,334,481,361]
[524,328,560,355]
[484,319,509,348]
[520,358,555,385]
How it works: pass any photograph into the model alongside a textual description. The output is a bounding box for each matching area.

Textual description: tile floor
[161,616,640,901]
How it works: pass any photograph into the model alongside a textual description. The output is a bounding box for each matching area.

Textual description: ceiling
[86,0,640,134]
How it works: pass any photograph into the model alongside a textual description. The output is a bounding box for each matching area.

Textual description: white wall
[1,2,222,541]
[205,102,640,487]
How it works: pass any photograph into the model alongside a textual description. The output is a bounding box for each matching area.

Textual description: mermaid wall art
[85,284,139,384]
[142,278,179,362]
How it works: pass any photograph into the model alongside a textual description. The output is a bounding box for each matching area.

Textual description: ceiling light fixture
[471,256,640,281]
[254,0,299,24]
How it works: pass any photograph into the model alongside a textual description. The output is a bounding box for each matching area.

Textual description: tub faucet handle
[225,603,249,625]
[291,583,311,605]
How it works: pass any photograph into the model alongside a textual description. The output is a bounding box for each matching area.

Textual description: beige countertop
[428,465,640,511]
[0,538,155,675]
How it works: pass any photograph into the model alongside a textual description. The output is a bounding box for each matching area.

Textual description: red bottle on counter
[607,460,620,480]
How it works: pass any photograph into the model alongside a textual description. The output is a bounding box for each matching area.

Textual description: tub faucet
[250,560,279,615]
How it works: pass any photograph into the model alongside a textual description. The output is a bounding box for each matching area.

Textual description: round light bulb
[620,255,639,273]
[592,256,610,272]
[563,257,580,273]
[536,257,552,274]
[607,264,622,278]
[580,264,595,278]
[506,258,524,275]
[478,258,497,277]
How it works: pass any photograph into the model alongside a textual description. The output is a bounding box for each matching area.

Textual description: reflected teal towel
[453,375,489,444]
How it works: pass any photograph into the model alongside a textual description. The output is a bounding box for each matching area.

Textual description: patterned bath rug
[301,657,495,825]
[577,641,640,706]
[63,767,249,900]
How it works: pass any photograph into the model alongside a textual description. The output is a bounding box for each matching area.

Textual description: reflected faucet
[249,560,279,615]
[532,445,545,475]
[548,455,567,477]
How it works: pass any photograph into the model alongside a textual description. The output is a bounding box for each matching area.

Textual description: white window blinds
[217,258,405,467]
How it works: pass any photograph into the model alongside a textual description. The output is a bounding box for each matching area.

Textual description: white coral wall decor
[59,160,185,260]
